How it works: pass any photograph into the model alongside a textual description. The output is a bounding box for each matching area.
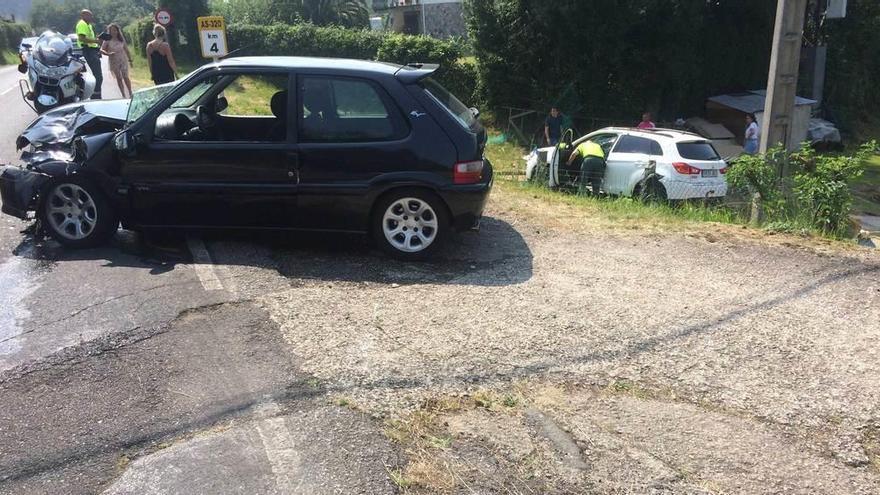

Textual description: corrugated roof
[707,90,816,113]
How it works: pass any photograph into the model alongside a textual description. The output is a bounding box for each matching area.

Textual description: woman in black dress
[146,24,176,85]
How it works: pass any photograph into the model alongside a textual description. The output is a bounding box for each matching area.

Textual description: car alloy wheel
[382,197,439,253]
[45,183,98,240]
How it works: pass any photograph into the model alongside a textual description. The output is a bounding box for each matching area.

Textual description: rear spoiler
[394,63,439,84]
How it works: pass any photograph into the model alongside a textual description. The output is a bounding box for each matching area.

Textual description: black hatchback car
[0,57,492,259]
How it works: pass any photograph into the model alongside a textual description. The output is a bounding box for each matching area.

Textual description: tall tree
[300,0,368,28]
[155,0,208,59]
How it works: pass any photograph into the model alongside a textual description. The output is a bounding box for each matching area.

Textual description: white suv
[525,127,729,200]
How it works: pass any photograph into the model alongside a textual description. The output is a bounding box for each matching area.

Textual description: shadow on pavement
[8,216,534,287]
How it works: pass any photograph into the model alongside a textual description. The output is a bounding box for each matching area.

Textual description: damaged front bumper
[0,166,49,220]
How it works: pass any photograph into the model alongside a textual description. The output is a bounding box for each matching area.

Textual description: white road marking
[185,236,225,291]
[1,85,16,96]
[253,402,301,492]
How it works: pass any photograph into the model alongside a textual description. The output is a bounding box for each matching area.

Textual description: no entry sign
[155,9,173,26]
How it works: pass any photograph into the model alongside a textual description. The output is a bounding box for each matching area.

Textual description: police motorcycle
[18,31,98,114]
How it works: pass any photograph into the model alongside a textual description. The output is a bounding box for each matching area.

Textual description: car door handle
[286,152,300,181]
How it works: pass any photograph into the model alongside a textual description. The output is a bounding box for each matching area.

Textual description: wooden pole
[760,0,809,153]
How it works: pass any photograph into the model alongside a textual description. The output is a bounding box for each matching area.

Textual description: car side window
[613,135,660,155]
[220,74,288,117]
[154,72,290,143]
[588,134,619,156]
[650,140,663,156]
[299,76,405,143]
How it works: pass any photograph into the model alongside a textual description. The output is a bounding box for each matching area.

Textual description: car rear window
[677,141,721,160]
[613,135,662,156]
[420,77,476,130]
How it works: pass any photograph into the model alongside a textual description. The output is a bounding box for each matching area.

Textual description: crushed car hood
[17,99,129,150]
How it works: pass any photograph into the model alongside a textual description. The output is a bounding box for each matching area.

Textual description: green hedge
[225,24,478,105]
[123,20,479,105]
[0,22,30,53]
[124,16,154,58]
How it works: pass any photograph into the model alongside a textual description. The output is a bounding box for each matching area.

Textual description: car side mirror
[113,131,138,156]
[215,96,228,113]
[469,107,480,118]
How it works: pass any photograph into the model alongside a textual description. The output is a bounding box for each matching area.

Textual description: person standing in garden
[544,107,565,145]
[744,113,760,154]
[637,112,655,129]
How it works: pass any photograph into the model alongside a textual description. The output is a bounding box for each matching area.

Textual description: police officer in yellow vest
[76,9,103,98]
[566,140,606,196]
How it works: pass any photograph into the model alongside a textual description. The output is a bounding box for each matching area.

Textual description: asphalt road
[0,61,878,493]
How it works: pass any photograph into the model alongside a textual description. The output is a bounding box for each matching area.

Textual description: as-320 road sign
[197,16,227,59]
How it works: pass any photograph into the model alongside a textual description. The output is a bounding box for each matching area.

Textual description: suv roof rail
[395,63,439,84]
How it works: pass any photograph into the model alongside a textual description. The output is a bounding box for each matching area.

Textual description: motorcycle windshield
[34,31,71,67]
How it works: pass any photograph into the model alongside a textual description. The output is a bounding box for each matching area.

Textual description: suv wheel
[41,178,118,248]
[373,189,448,260]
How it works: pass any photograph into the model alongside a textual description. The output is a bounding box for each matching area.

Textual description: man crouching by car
[566,140,606,196]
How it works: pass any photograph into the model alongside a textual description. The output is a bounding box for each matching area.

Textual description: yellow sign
[196,16,227,59]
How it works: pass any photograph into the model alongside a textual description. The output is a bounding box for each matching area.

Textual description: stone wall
[424,2,466,39]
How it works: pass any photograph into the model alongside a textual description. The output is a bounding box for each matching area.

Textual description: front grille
[38,76,59,86]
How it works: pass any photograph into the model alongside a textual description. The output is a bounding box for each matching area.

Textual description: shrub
[124,17,155,58]
[791,141,876,235]
[728,143,876,235]
[224,23,477,104]
[0,22,30,53]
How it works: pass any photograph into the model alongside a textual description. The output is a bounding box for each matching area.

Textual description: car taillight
[454,160,484,184]
[720,167,728,174]
[672,162,701,175]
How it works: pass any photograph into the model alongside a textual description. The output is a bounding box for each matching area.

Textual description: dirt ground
[206,185,880,494]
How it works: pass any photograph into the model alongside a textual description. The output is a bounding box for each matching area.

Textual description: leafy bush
[0,21,30,53]
[728,143,876,235]
[790,142,876,235]
[124,16,155,57]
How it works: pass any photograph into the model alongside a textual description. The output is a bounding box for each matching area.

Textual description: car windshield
[126,83,177,124]
[126,77,216,124]
[421,77,476,130]
[677,141,721,160]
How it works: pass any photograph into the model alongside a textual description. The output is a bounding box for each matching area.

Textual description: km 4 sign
[197,16,227,59]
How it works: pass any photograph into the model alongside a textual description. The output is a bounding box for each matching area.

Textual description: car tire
[40,177,118,248]
[372,189,449,261]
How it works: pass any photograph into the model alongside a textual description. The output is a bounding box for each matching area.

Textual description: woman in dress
[744,113,760,155]
[146,24,176,85]
[100,23,133,98]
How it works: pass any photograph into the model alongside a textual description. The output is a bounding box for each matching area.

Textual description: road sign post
[197,16,227,60]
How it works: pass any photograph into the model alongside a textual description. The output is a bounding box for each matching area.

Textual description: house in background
[373,0,467,39]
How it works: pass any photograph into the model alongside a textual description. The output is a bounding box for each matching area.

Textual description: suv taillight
[672,162,701,175]
[454,160,484,184]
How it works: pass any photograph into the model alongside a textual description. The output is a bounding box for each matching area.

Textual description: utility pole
[760,0,809,153]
